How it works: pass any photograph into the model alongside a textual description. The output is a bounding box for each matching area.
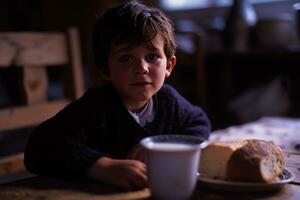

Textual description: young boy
[24,1,210,190]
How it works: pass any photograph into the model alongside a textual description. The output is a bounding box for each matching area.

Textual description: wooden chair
[0,27,85,179]
[170,30,207,109]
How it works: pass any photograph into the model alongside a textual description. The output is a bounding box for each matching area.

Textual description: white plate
[197,169,295,192]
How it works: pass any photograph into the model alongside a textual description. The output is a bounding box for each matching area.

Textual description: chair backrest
[171,30,207,109]
[0,28,85,177]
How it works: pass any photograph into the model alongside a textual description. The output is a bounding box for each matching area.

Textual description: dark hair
[92,1,177,75]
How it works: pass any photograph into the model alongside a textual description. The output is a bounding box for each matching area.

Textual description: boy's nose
[134,60,149,74]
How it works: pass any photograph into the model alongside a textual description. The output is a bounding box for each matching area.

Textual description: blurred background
[0,0,300,181]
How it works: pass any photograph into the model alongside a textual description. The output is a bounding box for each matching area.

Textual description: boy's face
[105,35,176,111]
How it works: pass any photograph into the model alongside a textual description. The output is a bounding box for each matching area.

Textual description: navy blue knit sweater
[24,84,210,179]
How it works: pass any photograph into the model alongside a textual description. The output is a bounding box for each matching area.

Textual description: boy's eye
[119,55,131,63]
[146,54,158,62]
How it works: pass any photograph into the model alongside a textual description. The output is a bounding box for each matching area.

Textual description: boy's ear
[165,56,176,78]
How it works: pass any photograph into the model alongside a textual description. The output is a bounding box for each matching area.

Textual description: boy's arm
[24,91,147,188]
[24,115,105,180]
[181,105,211,140]
[87,157,147,189]
[25,115,147,189]
[25,118,148,189]
[162,84,211,140]
[23,88,107,180]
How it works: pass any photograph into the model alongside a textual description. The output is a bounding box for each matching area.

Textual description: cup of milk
[140,135,207,200]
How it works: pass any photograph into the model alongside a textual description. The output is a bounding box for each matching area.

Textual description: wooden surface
[1,116,300,199]
[0,99,69,131]
[23,66,48,105]
[0,32,68,66]
[1,117,300,199]
[0,28,84,132]
[0,176,299,200]
[0,28,85,179]
[0,177,150,200]
[68,28,85,99]
[0,154,24,176]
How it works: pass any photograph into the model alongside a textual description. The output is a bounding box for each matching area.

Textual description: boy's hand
[127,143,147,163]
[87,157,147,189]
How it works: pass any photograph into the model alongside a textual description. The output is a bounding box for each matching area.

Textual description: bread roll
[199,139,285,182]
[199,140,247,179]
[227,139,285,182]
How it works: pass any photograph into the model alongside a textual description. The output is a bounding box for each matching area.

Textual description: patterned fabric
[211,117,300,152]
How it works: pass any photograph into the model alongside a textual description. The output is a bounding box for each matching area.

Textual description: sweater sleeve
[161,84,211,140]
[179,103,211,140]
[24,89,108,180]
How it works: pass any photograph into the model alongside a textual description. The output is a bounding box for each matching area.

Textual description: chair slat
[68,28,84,99]
[0,28,85,178]
[0,100,70,131]
[0,33,68,66]
[23,66,48,105]
[0,153,25,176]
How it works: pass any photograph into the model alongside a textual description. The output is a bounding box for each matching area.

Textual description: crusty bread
[227,139,285,182]
[199,139,285,182]
[199,140,247,179]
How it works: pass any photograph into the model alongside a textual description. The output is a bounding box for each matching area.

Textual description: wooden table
[0,175,299,200]
[1,117,300,200]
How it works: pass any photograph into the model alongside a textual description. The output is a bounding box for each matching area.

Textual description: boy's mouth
[131,82,151,86]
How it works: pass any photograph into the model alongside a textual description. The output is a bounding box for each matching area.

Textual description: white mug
[140,135,207,200]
